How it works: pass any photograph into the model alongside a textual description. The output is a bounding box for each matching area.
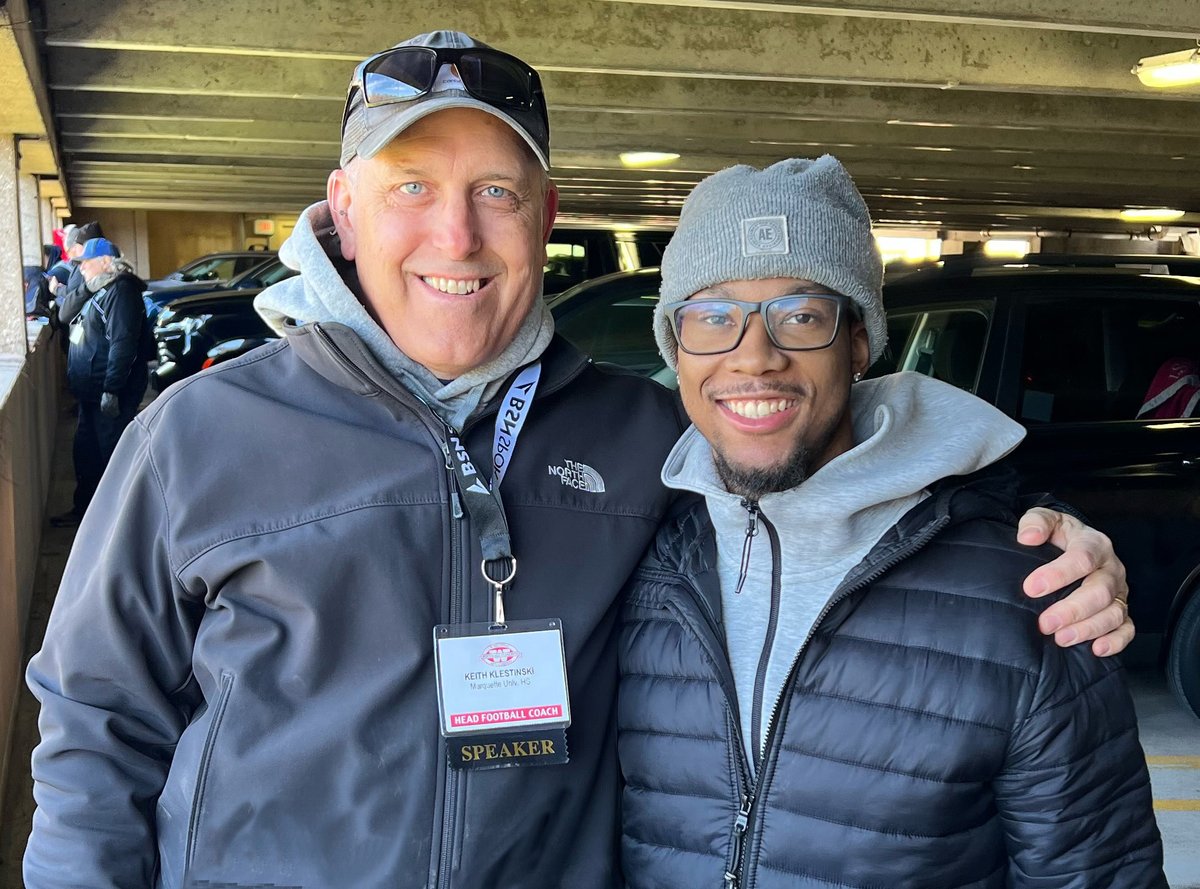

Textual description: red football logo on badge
[481,643,521,665]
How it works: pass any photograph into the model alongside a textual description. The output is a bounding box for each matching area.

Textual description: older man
[50,236,150,527]
[26,32,1129,889]
[618,157,1164,888]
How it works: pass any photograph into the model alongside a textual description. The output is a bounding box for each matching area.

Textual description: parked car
[537,256,1200,717]
[543,225,672,295]
[144,255,296,319]
[146,251,277,291]
[154,264,671,393]
[152,287,275,391]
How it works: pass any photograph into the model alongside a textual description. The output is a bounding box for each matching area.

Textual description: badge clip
[482,557,517,628]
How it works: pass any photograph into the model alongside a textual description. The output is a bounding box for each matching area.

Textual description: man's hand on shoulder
[1016,507,1132,657]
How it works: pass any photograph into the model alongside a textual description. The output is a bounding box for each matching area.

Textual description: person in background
[50,236,150,528]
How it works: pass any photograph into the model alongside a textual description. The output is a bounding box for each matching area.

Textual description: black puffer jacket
[65,270,150,399]
[28,327,687,889]
[618,478,1165,889]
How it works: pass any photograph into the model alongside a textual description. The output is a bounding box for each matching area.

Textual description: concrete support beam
[41,7,1200,101]
[595,0,1200,39]
[0,138,28,356]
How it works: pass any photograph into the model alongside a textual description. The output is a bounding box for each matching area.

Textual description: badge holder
[434,557,571,771]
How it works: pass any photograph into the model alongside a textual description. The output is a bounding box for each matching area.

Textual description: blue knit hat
[654,155,887,368]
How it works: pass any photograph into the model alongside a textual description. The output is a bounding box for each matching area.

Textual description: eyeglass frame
[664,292,856,356]
[341,45,548,135]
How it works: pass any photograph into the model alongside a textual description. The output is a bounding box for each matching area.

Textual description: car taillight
[200,358,216,371]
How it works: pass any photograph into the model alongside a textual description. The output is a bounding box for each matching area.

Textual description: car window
[256,260,296,287]
[1020,297,1200,423]
[180,256,239,282]
[555,285,662,376]
[233,256,264,276]
[866,313,920,377]
[544,240,589,295]
[884,306,990,393]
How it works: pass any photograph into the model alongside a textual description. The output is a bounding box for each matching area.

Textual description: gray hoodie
[661,371,1026,769]
[255,200,554,430]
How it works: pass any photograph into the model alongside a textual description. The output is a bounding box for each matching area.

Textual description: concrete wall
[70,207,151,277]
[0,323,60,807]
[143,210,249,279]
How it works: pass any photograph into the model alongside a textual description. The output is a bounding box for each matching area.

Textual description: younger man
[618,156,1165,888]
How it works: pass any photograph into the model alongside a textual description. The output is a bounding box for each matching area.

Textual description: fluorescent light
[874,235,941,264]
[619,151,680,168]
[1132,46,1200,88]
[1119,208,1186,223]
[983,239,1030,259]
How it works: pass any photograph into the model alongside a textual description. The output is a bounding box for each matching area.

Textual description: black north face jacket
[28,327,686,889]
[618,477,1166,889]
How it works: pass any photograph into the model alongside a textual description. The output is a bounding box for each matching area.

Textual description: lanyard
[443,362,542,625]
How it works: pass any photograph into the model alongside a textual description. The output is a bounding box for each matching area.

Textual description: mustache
[708,382,807,399]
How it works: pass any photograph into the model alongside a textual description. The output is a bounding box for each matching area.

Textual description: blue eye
[401,182,424,195]
[482,185,511,199]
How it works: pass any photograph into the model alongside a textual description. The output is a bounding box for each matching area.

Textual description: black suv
[877,254,1200,716]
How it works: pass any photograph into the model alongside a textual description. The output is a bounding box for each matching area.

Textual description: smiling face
[675,277,871,499]
[327,107,558,379]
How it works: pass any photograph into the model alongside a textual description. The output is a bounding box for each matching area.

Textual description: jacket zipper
[437,435,468,889]
[311,325,467,889]
[723,513,952,889]
[185,671,235,872]
[746,505,782,770]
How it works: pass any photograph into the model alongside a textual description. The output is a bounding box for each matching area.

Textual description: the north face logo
[548,459,606,493]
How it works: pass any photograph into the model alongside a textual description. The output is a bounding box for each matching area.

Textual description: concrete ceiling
[27,0,1200,233]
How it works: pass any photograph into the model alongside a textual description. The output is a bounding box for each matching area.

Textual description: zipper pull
[734,499,760,596]
[450,492,464,519]
[724,794,754,888]
[439,439,453,470]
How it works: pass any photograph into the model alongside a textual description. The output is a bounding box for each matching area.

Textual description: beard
[711,402,847,500]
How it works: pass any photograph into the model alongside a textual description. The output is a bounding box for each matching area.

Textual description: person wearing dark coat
[51,236,150,527]
[619,157,1165,888]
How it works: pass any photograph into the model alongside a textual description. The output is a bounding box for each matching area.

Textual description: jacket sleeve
[995,637,1166,887]
[102,278,146,393]
[24,420,204,888]
[57,266,90,325]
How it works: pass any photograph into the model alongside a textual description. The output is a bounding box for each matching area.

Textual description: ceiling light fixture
[982,239,1031,259]
[1119,208,1186,223]
[619,151,680,168]
[1132,43,1200,88]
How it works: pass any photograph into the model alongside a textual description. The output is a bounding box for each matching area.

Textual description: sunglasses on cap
[341,45,546,133]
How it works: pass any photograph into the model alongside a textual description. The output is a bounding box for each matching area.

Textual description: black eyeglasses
[342,46,546,132]
[665,293,850,355]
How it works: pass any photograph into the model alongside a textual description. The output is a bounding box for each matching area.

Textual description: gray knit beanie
[655,155,886,368]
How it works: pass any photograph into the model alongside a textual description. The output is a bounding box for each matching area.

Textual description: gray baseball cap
[339,30,550,170]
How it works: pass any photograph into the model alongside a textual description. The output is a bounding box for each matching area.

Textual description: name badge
[434,619,571,771]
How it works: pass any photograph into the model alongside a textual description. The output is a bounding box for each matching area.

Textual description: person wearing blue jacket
[619,156,1165,888]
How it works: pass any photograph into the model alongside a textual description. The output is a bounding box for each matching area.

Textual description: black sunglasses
[342,46,546,133]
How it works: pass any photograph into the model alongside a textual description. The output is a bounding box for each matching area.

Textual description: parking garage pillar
[18,173,40,269]
[0,136,27,357]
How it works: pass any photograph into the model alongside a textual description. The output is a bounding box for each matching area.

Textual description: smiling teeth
[422,276,483,295]
[724,399,794,418]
